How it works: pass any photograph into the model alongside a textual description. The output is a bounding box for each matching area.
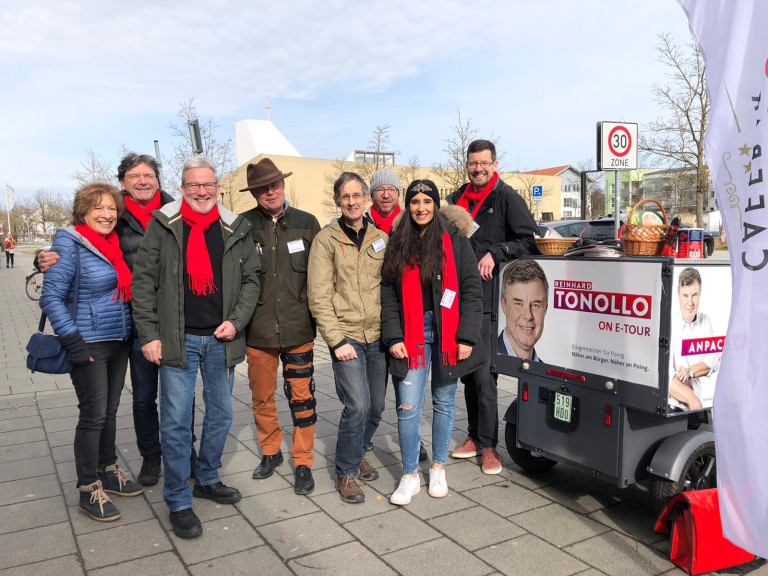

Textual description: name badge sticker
[372,238,386,253]
[287,239,305,254]
[440,289,456,309]
[467,221,480,238]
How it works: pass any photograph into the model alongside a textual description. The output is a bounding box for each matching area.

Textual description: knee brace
[281,351,317,428]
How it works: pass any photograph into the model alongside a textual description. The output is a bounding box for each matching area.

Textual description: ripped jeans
[394,311,458,474]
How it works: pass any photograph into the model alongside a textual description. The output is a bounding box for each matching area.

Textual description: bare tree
[72,150,115,186]
[639,32,709,226]
[28,189,70,240]
[398,155,422,191]
[368,123,392,170]
[435,108,503,193]
[165,97,235,197]
[575,159,605,218]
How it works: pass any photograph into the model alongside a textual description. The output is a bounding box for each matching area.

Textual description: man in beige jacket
[308,172,388,504]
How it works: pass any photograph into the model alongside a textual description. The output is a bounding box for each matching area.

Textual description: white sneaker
[428,467,448,498]
[390,474,421,505]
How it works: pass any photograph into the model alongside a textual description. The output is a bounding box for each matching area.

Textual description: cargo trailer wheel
[505,421,557,473]
[649,441,716,516]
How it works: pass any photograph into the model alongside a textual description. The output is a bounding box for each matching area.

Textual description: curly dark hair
[383,204,448,285]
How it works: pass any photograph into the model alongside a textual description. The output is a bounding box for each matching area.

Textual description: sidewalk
[0,251,755,575]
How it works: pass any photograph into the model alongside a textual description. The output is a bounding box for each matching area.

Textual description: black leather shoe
[169,508,202,539]
[192,481,242,505]
[138,454,162,486]
[252,451,284,479]
[294,465,315,495]
[419,442,428,462]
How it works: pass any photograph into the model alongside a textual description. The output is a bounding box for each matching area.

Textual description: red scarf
[180,199,220,296]
[124,191,162,230]
[456,172,499,219]
[75,224,132,301]
[369,204,401,235]
[402,232,460,368]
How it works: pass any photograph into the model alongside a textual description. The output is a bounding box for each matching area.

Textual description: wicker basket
[623,198,670,256]
[535,237,579,256]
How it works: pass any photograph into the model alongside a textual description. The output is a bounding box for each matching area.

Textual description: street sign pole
[614,170,620,240]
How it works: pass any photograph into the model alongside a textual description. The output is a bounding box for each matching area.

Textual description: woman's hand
[389,342,408,360]
[458,344,473,361]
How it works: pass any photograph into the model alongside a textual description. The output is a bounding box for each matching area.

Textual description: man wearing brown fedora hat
[240,157,321,495]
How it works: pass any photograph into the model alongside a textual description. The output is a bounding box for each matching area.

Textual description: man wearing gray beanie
[365,168,428,462]
[366,168,401,236]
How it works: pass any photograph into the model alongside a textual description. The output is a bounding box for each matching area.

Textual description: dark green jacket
[132,200,261,368]
[241,205,320,348]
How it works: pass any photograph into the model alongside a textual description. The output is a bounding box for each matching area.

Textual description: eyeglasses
[183,182,217,191]
[340,193,365,202]
[125,173,157,181]
[374,187,398,195]
[467,161,495,169]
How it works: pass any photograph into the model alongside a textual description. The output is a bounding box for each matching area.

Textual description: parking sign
[532,185,543,203]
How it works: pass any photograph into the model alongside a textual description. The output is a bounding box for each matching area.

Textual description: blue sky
[0,0,692,201]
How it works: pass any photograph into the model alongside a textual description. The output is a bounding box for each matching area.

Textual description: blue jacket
[40,227,132,342]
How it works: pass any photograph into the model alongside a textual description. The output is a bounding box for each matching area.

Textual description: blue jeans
[394,311,458,474]
[131,337,196,457]
[332,338,387,478]
[159,334,234,512]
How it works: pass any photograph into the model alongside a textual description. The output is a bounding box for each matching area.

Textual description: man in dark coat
[239,158,321,496]
[446,139,538,474]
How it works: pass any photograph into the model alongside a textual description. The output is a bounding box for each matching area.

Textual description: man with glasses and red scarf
[446,139,538,475]
[132,157,260,539]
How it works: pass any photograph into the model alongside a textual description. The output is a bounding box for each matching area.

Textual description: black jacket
[380,206,486,381]
[447,178,538,313]
[116,190,176,272]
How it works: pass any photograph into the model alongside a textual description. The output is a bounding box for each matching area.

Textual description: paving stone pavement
[1,250,763,575]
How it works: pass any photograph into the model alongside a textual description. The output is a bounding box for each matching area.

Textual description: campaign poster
[497,258,663,387]
[667,265,731,412]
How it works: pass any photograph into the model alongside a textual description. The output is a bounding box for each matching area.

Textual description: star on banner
[739,143,751,156]
[744,161,753,173]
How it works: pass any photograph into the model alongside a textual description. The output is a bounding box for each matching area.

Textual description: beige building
[221,153,562,226]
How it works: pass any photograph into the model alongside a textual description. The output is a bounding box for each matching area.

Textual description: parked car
[579,214,627,243]
[538,219,590,238]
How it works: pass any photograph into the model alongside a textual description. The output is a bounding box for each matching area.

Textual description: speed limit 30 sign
[597,121,638,170]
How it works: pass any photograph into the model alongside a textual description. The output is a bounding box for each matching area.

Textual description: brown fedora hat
[239,158,293,192]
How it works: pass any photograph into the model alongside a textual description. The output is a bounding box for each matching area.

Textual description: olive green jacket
[241,205,320,348]
[308,221,388,348]
[132,200,261,368]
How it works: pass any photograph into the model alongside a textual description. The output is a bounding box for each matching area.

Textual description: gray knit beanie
[369,168,401,196]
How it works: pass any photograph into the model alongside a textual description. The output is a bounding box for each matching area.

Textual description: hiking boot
[169,507,202,539]
[337,476,365,504]
[252,451,284,479]
[79,481,120,522]
[428,467,448,498]
[192,481,242,504]
[419,442,428,462]
[452,436,480,458]
[138,453,162,486]
[481,448,503,475]
[294,465,315,495]
[390,474,421,506]
[99,464,144,496]
[358,458,379,481]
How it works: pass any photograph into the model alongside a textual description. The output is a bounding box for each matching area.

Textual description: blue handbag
[26,248,80,374]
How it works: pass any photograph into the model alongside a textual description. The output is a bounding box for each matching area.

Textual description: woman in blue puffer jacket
[40,182,142,523]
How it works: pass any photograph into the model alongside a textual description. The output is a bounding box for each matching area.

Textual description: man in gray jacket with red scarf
[446,139,538,474]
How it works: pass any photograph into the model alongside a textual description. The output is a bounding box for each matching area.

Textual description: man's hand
[214,320,237,341]
[389,342,407,360]
[37,249,60,273]
[458,344,473,361]
[142,340,162,365]
[334,343,358,362]
[478,252,495,281]
[675,366,690,383]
